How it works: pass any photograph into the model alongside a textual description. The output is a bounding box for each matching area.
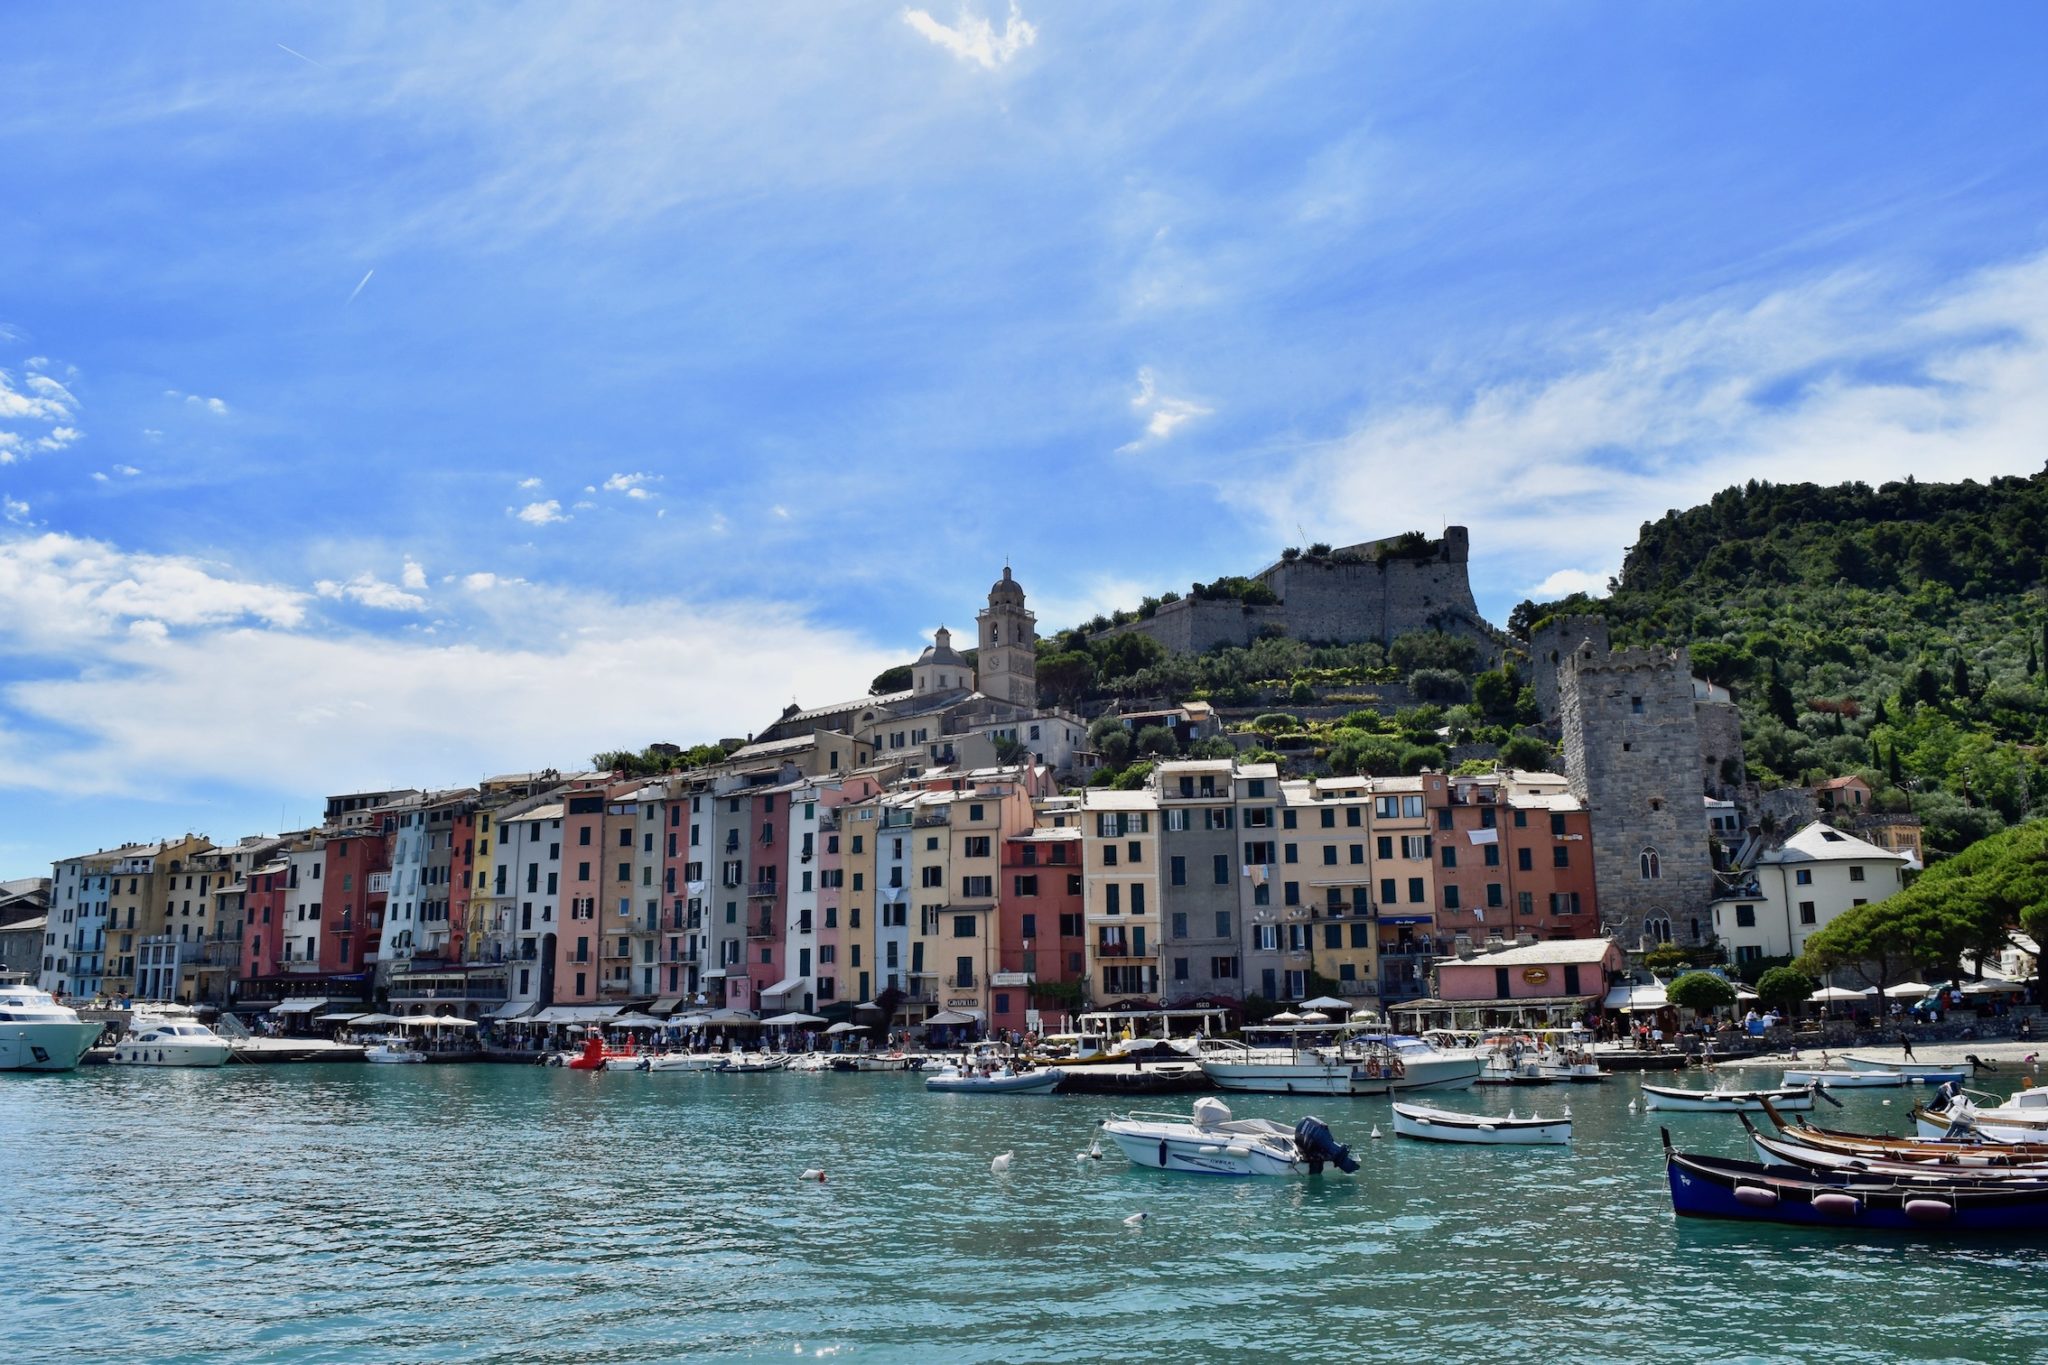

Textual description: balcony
[746,881,779,898]
[913,814,949,828]
[368,873,391,893]
[746,921,777,941]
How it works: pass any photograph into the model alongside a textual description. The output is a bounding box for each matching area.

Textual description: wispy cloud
[0,531,307,650]
[602,471,659,501]
[0,361,82,463]
[1117,366,1212,453]
[314,571,426,612]
[164,389,229,416]
[517,476,543,491]
[901,1,1037,70]
[1230,251,2048,601]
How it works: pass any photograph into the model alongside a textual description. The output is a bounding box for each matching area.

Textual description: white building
[500,801,565,1005]
[1710,822,1910,965]
[43,853,111,999]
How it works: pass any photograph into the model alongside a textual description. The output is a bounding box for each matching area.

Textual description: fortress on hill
[1110,526,1496,652]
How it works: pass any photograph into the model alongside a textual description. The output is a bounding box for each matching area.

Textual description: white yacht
[1342,1033,1484,1093]
[111,1009,233,1067]
[0,985,105,1072]
[1197,1032,1392,1096]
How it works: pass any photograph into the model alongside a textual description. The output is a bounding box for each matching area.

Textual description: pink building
[1433,937,1622,1008]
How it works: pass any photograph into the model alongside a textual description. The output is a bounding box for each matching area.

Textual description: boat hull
[1643,1084,1814,1113]
[1667,1147,2048,1232]
[110,1039,232,1067]
[924,1067,1063,1093]
[0,1021,105,1072]
[1840,1055,1970,1082]
[1782,1070,1903,1088]
[1391,1102,1570,1145]
[1102,1124,1302,1176]
[1200,1058,1389,1096]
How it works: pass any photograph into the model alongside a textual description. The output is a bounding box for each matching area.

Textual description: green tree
[1473,667,1518,721]
[1087,715,1133,768]
[1753,966,1816,1014]
[1133,724,1180,758]
[1498,734,1553,771]
[869,664,913,695]
[1666,972,1738,1014]
[1037,651,1096,706]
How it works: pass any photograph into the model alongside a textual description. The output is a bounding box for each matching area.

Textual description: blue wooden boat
[1663,1129,2048,1232]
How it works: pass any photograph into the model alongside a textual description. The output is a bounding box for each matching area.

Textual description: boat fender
[1810,1192,1862,1218]
[1904,1199,1953,1223]
[1198,1144,1223,1156]
[1391,1059,1406,1079]
[1733,1185,1779,1208]
[1366,1058,1382,1079]
[1159,1139,1169,1168]
[1223,1145,1251,1160]
[1477,1123,1497,1133]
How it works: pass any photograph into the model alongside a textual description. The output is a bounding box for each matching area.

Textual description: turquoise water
[4,1064,2046,1363]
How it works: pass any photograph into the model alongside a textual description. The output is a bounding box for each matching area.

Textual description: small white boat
[363,1036,428,1064]
[1916,1091,2048,1140]
[1391,1100,1571,1146]
[1642,1083,1817,1113]
[785,1052,834,1073]
[111,1011,232,1068]
[645,1051,726,1072]
[602,1053,651,1072]
[1100,1097,1359,1176]
[924,1064,1063,1093]
[716,1053,789,1073]
[0,986,104,1072]
[853,1052,918,1072]
[1832,1055,1970,1084]
[1197,1037,1391,1096]
[1783,1069,1901,1088]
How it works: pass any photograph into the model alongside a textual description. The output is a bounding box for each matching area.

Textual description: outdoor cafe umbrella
[1268,1011,1303,1024]
[1808,986,1871,1002]
[1299,995,1351,1012]
[1298,1011,1331,1023]
[608,1014,667,1029]
[824,1021,868,1035]
[761,1012,828,1026]
[1883,981,1935,999]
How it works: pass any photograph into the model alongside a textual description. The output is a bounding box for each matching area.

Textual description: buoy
[1563,1104,1573,1119]
[1123,1211,1148,1226]
[799,1168,826,1183]
[1882,1099,1893,1107]
[1628,1098,1638,1112]
[1370,1125,1383,1140]
[991,1152,1015,1174]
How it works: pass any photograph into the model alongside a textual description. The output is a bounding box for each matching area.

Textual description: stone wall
[1695,700,1746,800]
[1105,526,1497,655]
[1528,614,1610,723]
[1560,642,1715,948]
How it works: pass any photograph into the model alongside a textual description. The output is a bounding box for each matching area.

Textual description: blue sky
[3,3,2047,876]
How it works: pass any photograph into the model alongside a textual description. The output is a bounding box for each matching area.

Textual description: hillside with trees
[1517,468,2048,858]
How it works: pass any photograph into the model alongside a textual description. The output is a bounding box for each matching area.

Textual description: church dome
[917,626,968,669]
[988,566,1025,606]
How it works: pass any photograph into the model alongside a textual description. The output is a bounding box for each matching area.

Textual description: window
[1512,809,1527,828]
[1517,848,1533,872]
[1013,874,1039,897]
[1734,904,1756,928]
[1102,845,1118,867]
[1170,856,1186,887]
[1441,846,1457,869]
[1283,881,1299,906]
[1105,885,1120,915]
[1794,869,1813,886]
[1640,848,1661,880]
[1349,844,1365,865]
[1170,911,1188,938]
[1321,809,1336,830]
[952,915,976,938]
[1131,885,1145,916]
[1517,891,1533,917]
[961,876,993,899]
[1165,809,1189,833]
[1379,878,1397,904]
[1322,847,1338,867]
[1254,924,1278,951]
[1060,912,1083,937]
[1799,901,1817,925]
[1553,847,1570,869]
[1402,835,1429,859]
[964,836,990,858]
[1849,866,1865,883]
[1215,910,1232,937]
[579,827,592,846]
[1630,695,1644,714]
[1376,836,1393,860]
[1173,957,1189,981]
[1485,883,1502,908]
[1211,955,1239,979]
[921,866,943,888]
[1443,885,1461,910]
[1244,841,1274,865]
[1284,844,1298,864]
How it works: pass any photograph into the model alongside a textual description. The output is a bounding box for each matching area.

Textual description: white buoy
[1628,1098,1638,1112]
[991,1151,1015,1174]
[1882,1099,1893,1106]
[799,1168,826,1183]
[1370,1125,1383,1140]
[1563,1104,1573,1119]
[1123,1211,1148,1226]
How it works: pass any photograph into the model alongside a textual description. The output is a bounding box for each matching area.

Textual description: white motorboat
[924,1064,1063,1093]
[1641,1082,1817,1113]
[1391,1100,1571,1146]
[0,985,104,1072]
[1840,1053,1973,1076]
[111,1010,232,1068]
[1916,1089,2048,1140]
[853,1052,918,1072]
[715,1053,788,1073]
[1782,1069,1901,1088]
[1342,1034,1483,1092]
[785,1052,835,1073]
[363,1036,428,1064]
[1197,1035,1392,1096]
[1099,1097,1359,1176]
[646,1051,726,1072]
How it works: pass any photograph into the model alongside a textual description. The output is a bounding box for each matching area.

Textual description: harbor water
[6,1064,2046,1363]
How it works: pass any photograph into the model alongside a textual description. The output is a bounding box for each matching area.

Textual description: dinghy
[1641,1082,1816,1113]
[1099,1097,1359,1176]
[1782,1068,1902,1088]
[924,1064,1063,1093]
[1391,1100,1570,1145]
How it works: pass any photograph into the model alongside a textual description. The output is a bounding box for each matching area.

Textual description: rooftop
[1761,821,1909,865]
[1445,938,1619,968]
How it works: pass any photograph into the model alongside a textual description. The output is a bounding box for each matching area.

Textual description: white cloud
[1230,250,2048,595]
[902,1,1037,70]
[183,394,229,416]
[771,504,791,520]
[0,532,307,651]
[1526,569,1611,600]
[90,472,108,483]
[3,497,30,525]
[1117,366,1212,453]
[462,572,498,591]
[603,471,659,501]
[113,464,140,476]
[514,499,566,525]
[314,572,427,612]
[1029,573,1158,632]
[517,476,543,490]
[0,546,902,801]
[401,558,428,590]
[0,362,81,464]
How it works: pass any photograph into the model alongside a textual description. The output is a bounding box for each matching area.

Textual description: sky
[3,3,2048,876]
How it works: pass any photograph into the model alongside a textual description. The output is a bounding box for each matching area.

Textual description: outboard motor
[1293,1116,1360,1174]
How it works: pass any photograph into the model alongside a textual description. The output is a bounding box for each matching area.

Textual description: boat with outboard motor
[925,1060,1063,1093]
[0,985,105,1072]
[1757,1099,2048,1164]
[1099,1096,1359,1176]
[1662,1128,2048,1231]
[1913,1087,2048,1140]
[1340,1032,1483,1092]
[1641,1082,1818,1113]
[110,1008,232,1067]
[1391,1100,1571,1145]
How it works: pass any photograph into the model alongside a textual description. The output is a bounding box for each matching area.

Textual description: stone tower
[1560,640,1714,948]
[975,567,1038,705]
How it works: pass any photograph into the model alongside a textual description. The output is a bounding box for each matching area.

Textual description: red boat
[565,1035,640,1071]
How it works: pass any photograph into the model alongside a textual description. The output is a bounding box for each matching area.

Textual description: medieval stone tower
[975,567,1038,706]
[1559,639,1714,948]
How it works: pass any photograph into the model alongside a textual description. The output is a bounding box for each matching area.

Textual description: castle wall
[1529,615,1610,723]
[1560,643,1715,948]
[1695,700,1746,800]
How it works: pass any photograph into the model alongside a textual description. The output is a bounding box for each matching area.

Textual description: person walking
[1899,1030,1916,1062]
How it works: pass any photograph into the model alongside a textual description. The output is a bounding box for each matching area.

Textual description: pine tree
[1952,652,1970,700]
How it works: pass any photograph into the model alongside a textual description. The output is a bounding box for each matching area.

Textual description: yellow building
[1081,788,1161,1006]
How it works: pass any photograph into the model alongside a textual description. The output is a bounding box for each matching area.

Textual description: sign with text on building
[1522,968,1550,985]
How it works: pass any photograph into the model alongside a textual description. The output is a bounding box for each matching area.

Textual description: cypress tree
[1886,742,1902,785]
[1952,652,1970,700]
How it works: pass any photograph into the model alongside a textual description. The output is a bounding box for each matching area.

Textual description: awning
[650,997,685,1017]
[485,1001,538,1020]
[1299,995,1351,1011]
[702,969,727,980]
[529,1005,624,1024]
[924,1009,981,1026]
[1963,979,2032,995]
[1808,986,1872,1002]
[758,975,805,1000]
[698,1007,761,1026]
[269,998,328,1014]
[1602,984,1668,1010]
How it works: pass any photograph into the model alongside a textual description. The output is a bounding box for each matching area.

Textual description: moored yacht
[111,1009,233,1067]
[0,985,105,1072]
[1197,1028,1394,1097]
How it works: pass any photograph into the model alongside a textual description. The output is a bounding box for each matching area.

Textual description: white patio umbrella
[1298,1011,1331,1023]
[1268,1011,1303,1024]
[824,1021,868,1035]
[1883,981,1934,999]
[1299,995,1351,1012]
[1807,986,1869,1002]
[608,1014,667,1029]
[761,1012,828,1026]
